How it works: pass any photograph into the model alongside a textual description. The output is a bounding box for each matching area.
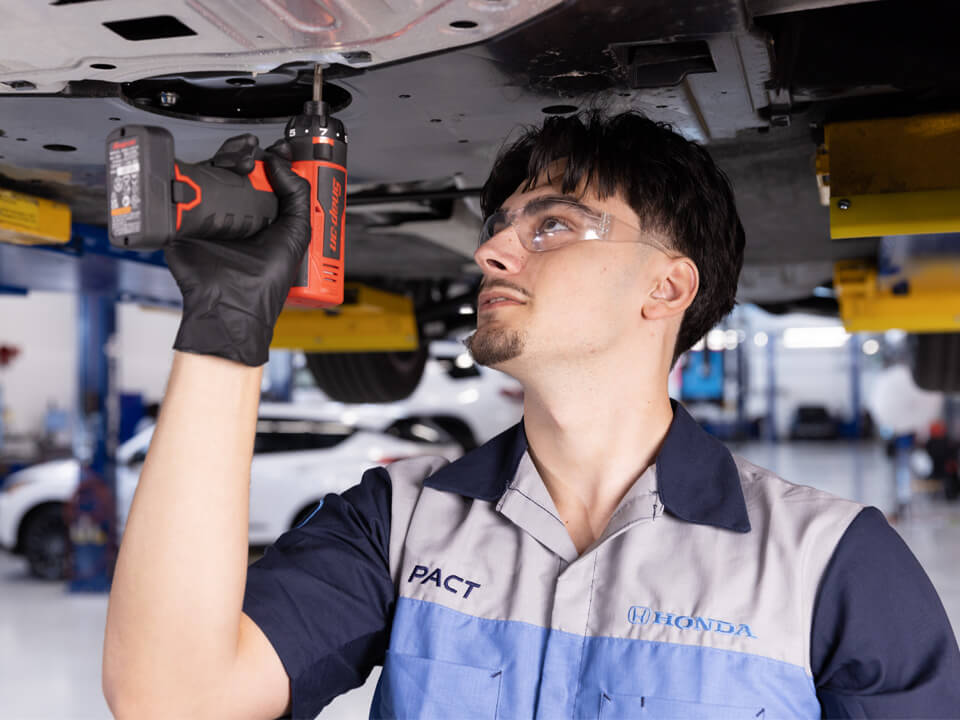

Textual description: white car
[291,339,525,451]
[0,407,460,580]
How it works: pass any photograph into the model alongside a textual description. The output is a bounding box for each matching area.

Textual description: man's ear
[642,257,699,321]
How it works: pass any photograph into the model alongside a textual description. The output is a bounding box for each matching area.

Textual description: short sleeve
[812,506,960,718]
[243,467,394,719]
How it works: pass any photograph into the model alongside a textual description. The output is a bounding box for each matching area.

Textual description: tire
[429,416,478,453]
[305,348,429,403]
[20,504,69,581]
[910,333,960,393]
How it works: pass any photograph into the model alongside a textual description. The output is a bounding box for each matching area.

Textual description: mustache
[478,278,531,299]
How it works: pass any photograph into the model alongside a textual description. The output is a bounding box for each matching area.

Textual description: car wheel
[305,348,428,403]
[429,416,478,453]
[21,504,69,581]
[910,333,960,392]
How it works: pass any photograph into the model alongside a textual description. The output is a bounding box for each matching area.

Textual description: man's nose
[473,225,526,275]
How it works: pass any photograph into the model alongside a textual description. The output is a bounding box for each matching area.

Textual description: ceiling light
[706,329,726,351]
[782,326,849,349]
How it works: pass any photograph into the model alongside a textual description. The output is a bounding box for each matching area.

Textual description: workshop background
[3,0,960,718]
[3,294,959,719]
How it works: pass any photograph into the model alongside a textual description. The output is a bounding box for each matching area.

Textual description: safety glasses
[479,195,675,255]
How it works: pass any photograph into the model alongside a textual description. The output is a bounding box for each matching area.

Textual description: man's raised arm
[102,138,312,719]
[103,353,293,719]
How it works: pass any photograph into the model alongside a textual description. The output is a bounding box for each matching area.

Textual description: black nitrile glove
[165,135,310,367]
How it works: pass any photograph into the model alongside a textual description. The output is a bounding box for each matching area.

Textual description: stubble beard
[465,323,526,367]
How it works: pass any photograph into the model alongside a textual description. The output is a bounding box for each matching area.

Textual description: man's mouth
[478,291,527,310]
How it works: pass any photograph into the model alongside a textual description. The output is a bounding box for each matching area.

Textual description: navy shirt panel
[812,506,960,718]
[243,467,394,720]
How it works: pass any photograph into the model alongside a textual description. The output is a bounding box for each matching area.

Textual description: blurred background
[2,292,958,718]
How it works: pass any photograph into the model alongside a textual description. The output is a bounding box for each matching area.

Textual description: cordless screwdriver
[105,65,347,308]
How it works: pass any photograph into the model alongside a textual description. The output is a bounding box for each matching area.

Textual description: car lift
[1,194,418,590]
[817,112,960,332]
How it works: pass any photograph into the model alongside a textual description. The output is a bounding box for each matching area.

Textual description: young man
[103,113,960,719]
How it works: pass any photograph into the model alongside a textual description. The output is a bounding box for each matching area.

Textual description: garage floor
[2,441,959,720]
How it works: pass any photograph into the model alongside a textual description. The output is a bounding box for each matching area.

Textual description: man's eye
[539,216,573,234]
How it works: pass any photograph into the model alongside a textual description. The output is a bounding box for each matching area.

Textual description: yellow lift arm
[820,112,960,333]
[0,188,71,245]
[819,112,960,239]
[834,260,960,333]
[0,185,418,353]
[271,283,419,353]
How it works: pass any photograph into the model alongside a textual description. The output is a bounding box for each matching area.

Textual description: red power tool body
[105,99,347,308]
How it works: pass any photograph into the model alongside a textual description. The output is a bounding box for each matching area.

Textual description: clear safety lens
[479,197,611,253]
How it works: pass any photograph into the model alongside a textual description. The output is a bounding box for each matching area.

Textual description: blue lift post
[69,291,118,592]
[735,330,748,439]
[849,333,863,438]
[2,223,176,590]
[849,333,865,503]
[765,333,777,443]
[266,349,294,403]
[893,433,915,520]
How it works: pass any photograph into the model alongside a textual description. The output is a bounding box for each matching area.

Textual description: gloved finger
[263,150,310,220]
[264,139,293,162]
[211,134,260,175]
[262,151,312,259]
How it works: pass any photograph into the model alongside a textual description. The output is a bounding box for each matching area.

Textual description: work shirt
[243,402,960,719]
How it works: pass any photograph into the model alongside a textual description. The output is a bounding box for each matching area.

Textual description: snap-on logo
[628,605,757,639]
[327,177,341,255]
[407,564,481,599]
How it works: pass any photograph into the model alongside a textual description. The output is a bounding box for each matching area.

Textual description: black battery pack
[106,125,176,250]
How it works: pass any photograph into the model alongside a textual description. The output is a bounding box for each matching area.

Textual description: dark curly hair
[480,110,745,364]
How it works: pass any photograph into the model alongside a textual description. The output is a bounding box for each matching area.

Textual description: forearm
[103,351,263,717]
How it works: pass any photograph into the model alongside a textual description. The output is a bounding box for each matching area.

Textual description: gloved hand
[165,135,311,367]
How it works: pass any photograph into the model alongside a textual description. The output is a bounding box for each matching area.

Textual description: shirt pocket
[374,650,503,719]
[599,691,766,720]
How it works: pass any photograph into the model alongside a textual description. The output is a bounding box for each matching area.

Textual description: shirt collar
[423,400,750,533]
[424,417,528,502]
[656,400,751,533]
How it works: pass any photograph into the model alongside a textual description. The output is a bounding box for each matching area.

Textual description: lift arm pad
[820,113,960,239]
[0,189,71,246]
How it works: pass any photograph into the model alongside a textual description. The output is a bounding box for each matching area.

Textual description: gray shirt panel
[381,448,864,676]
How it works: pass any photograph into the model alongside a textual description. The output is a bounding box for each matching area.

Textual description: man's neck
[519,362,674,554]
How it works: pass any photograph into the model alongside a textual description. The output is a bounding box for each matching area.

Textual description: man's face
[466,166,677,378]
